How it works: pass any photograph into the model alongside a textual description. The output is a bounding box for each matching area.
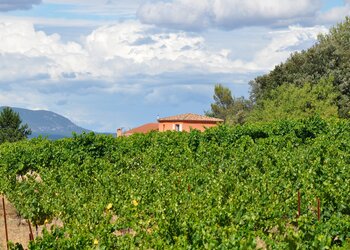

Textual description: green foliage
[1,118,350,249]
[0,107,31,144]
[206,84,234,121]
[206,84,251,124]
[250,17,350,117]
[248,76,339,122]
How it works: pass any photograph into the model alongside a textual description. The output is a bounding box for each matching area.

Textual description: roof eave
[157,119,223,123]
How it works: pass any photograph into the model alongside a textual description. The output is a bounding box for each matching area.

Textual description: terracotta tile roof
[124,123,159,136]
[158,113,223,122]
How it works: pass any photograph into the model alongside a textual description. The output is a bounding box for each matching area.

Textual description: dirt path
[0,195,32,250]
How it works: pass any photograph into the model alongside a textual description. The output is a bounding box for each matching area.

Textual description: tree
[0,107,32,143]
[250,17,350,118]
[247,76,339,122]
[206,84,251,124]
[206,84,234,120]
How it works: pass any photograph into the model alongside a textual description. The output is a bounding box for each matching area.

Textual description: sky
[0,0,349,132]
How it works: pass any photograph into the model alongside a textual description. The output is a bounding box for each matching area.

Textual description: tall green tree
[250,17,350,117]
[247,77,339,122]
[0,107,32,143]
[206,84,251,124]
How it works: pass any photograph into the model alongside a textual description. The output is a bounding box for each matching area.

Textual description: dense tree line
[250,17,350,118]
[247,76,339,122]
[208,17,350,123]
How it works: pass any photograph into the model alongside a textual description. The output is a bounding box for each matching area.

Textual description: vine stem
[28,220,34,240]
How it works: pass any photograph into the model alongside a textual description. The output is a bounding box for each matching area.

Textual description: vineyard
[1,116,350,249]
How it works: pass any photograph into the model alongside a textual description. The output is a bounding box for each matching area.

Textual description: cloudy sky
[0,0,348,132]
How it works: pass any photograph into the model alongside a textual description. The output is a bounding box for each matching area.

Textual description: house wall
[158,121,219,132]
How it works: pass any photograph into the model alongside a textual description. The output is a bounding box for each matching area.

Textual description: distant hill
[0,107,92,139]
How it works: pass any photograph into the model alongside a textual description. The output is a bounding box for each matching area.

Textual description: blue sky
[0,0,349,132]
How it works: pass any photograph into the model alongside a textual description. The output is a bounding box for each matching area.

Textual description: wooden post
[2,197,9,250]
[28,220,34,240]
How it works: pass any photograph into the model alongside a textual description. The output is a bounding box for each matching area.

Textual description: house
[117,123,158,137]
[117,113,223,137]
[158,113,223,132]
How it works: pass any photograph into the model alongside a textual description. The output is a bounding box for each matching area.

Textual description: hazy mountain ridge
[0,106,91,139]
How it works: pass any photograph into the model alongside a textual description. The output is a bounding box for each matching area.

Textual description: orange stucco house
[117,113,223,136]
[158,113,223,132]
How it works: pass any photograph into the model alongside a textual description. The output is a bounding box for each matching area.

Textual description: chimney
[117,128,123,137]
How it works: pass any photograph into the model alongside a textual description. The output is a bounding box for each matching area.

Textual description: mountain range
[0,107,94,139]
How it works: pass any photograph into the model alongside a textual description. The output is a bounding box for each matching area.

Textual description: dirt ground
[0,195,59,250]
[0,195,32,249]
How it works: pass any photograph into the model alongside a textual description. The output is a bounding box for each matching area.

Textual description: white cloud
[137,0,322,30]
[254,25,328,70]
[137,0,212,30]
[316,1,350,24]
[0,22,90,81]
[0,20,330,82]
[0,20,260,85]
[84,21,258,76]
[0,88,45,109]
[0,20,329,84]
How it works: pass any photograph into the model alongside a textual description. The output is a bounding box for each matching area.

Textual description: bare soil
[0,196,62,250]
[0,195,32,249]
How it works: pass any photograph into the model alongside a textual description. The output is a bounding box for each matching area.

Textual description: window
[174,124,182,131]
